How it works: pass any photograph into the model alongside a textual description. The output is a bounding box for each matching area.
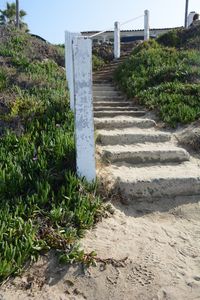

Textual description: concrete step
[94,106,138,112]
[112,57,128,62]
[97,128,171,145]
[93,80,112,84]
[100,144,190,164]
[93,72,114,76]
[94,96,125,102]
[93,85,116,92]
[107,162,200,200]
[95,69,117,74]
[93,77,113,81]
[94,117,156,130]
[94,101,134,107]
[94,110,146,118]
[93,91,122,97]
[93,76,113,83]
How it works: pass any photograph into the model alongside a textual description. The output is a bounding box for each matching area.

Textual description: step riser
[94,106,137,111]
[102,150,190,164]
[94,102,134,107]
[117,177,200,200]
[93,87,116,92]
[93,91,122,97]
[94,100,125,103]
[93,80,112,84]
[94,96,124,101]
[95,70,117,74]
[94,111,146,118]
[93,75,113,78]
[95,119,156,130]
[97,133,170,145]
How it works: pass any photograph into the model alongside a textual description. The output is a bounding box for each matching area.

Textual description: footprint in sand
[127,264,155,286]
[178,245,199,258]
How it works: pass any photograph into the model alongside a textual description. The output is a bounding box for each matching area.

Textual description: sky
[1,0,200,44]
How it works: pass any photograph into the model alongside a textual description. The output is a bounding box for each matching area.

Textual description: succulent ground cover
[0,27,103,282]
[115,24,200,127]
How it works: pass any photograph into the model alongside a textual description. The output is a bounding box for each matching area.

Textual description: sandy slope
[1,195,200,300]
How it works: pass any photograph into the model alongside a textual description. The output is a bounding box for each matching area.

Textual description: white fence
[65,10,150,182]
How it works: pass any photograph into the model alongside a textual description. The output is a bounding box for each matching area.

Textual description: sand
[1,195,200,300]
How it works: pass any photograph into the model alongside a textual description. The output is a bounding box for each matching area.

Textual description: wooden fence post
[144,10,150,41]
[65,31,80,111]
[72,37,96,182]
[114,21,120,59]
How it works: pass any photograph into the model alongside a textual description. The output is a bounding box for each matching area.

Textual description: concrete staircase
[93,57,200,201]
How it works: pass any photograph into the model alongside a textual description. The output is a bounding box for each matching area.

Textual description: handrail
[121,14,144,26]
[89,27,113,38]
[87,14,144,39]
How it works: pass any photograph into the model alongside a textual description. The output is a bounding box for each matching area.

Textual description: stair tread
[94,101,134,105]
[99,143,189,153]
[97,128,171,145]
[94,116,154,122]
[94,109,145,112]
[94,96,124,98]
[94,116,156,129]
[99,144,190,163]
[97,128,169,136]
[94,111,146,118]
[108,162,200,181]
[94,106,138,111]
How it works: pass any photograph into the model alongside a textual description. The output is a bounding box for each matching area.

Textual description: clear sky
[1,0,200,44]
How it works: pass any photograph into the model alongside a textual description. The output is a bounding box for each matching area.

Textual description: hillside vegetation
[157,22,200,50]
[0,27,103,282]
[115,23,200,127]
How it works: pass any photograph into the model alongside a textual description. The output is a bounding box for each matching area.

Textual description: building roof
[81,27,182,35]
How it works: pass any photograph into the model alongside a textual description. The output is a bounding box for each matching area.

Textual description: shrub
[92,54,105,71]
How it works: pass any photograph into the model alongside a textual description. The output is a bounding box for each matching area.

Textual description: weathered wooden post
[72,37,96,182]
[185,0,189,28]
[144,10,150,41]
[114,21,120,59]
[65,31,80,111]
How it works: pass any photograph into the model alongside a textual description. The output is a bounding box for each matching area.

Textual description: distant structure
[188,11,200,27]
[82,27,181,44]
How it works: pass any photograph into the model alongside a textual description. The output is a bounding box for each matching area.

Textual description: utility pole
[185,0,189,28]
[16,0,19,28]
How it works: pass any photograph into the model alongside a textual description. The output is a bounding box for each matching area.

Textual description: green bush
[92,54,105,71]
[157,30,181,48]
[157,23,200,51]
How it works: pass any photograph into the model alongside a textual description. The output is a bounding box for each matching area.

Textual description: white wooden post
[114,21,120,59]
[144,10,150,41]
[65,31,80,111]
[72,37,96,182]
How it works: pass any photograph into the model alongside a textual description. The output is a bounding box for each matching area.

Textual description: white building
[188,11,199,27]
[82,27,181,44]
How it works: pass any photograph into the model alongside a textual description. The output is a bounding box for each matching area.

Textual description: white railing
[65,10,150,182]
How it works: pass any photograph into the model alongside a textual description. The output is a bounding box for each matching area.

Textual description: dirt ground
[1,192,200,300]
[1,99,200,300]
[1,120,200,300]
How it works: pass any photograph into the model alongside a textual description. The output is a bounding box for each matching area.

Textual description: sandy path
[1,195,200,300]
